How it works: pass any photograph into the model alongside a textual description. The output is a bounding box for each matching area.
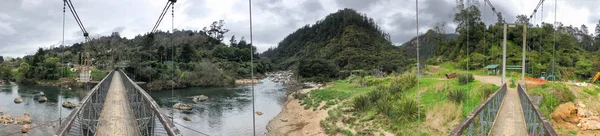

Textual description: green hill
[261,8,412,77]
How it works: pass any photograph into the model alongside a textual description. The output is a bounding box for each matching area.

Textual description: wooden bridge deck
[95,72,140,136]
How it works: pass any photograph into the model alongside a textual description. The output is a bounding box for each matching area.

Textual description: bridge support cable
[415,0,420,134]
[248,0,256,135]
[59,0,66,126]
[63,0,91,41]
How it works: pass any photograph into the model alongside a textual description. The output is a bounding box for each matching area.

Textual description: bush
[457,73,474,85]
[481,85,497,99]
[293,92,307,100]
[396,99,421,122]
[367,89,388,104]
[352,95,370,111]
[389,74,417,94]
[448,89,466,103]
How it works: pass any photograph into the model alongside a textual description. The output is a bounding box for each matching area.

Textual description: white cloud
[0,0,597,58]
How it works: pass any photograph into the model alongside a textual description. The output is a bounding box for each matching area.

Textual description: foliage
[457,73,474,85]
[448,89,466,103]
[297,58,339,83]
[352,95,371,111]
[91,69,109,81]
[0,62,12,81]
[262,8,412,76]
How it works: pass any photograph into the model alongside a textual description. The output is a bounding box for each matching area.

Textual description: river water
[0,77,288,136]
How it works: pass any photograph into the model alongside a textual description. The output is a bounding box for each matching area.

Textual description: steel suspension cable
[415,0,420,134]
[60,0,66,126]
[171,1,175,124]
[152,1,172,33]
[249,0,256,135]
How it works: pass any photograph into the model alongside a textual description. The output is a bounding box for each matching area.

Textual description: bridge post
[502,23,507,85]
[522,24,527,85]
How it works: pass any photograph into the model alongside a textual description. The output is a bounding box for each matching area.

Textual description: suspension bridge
[448,0,559,135]
[53,0,213,135]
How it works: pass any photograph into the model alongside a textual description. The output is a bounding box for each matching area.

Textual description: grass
[527,83,575,118]
[301,80,378,110]
[311,63,503,135]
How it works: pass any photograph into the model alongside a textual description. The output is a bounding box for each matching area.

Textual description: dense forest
[261,8,414,81]
[400,2,600,81]
[0,20,272,91]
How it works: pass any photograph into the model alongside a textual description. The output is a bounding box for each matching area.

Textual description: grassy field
[299,65,500,135]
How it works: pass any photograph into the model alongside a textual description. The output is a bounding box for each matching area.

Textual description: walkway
[474,75,527,135]
[490,87,527,135]
[95,72,140,136]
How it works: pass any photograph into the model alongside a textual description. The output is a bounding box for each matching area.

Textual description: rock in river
[173,103,193,110]
[21,124,30,133]
[192,95,209,103]
[38,96,48,102]
[62,102,78,108]
[14,97,23,103]
[183,115,191,121]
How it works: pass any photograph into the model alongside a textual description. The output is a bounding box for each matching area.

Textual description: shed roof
[484,64,499,69]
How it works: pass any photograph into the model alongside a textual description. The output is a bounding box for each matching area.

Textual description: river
[0,77,288,136]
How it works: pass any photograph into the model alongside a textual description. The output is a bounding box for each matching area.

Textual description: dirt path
[265,87,327,136]
[95,72,140,136]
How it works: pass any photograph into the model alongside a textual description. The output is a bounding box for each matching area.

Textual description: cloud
[0,0,595,58]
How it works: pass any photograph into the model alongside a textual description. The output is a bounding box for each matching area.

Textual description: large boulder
[14,97,23,103]
[192,95,209,103]
[21,124,30,133]
[38,96,47,102]
[173,103,192,110]
[15,114,31,125]
[62,102,77,108]
[578,120,600,130]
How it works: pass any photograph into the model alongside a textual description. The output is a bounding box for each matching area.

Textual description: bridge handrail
[118,70,181,136]
[56,70,115,135]
[517,84,558,136]
[449,84,507,136]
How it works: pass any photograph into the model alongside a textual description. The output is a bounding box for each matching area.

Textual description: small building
[484,64,500,75]
[506,65,522,70]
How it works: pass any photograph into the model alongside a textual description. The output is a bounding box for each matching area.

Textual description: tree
[0,56,4,64]
[297,59,339,83]
[515,14,530,26]
[179,44,194,63]
[0,62,12,82]
[203,20,230,45]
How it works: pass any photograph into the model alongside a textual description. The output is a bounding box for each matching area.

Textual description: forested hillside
[406,3,600,80]
[261,9,413,81]
[0,20,272,91]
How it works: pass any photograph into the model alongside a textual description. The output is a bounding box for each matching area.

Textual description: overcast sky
[0,0,598,58]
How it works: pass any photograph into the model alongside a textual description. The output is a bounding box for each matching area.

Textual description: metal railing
[56,70,181,136]
[517,84,558,136]
[119,70,181,136]
[449,84,507,136]
[56,70,114,136]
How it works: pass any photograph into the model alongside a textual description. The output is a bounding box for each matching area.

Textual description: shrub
[293,92,307,100]
[389,74,417,94]
[397,99,421,121]
[481,85,496,99]
[367,89,388,104]
[457,73,474,85]
[448,89,466,103]
[352,95,370,111]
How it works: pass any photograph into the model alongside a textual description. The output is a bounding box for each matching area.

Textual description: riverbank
[266,86,327,136]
